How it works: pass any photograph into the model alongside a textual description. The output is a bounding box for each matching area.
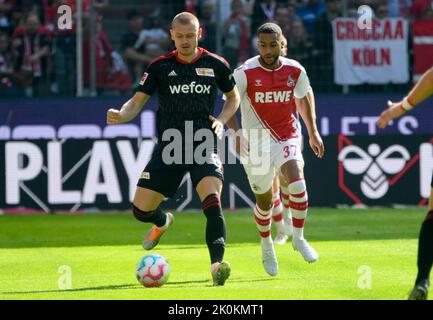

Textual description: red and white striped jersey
[233,56,311,145]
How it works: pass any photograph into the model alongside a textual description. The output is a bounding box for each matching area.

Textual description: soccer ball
[135,254,170,287]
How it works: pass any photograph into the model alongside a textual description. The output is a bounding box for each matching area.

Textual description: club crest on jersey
[140,72,148,85]
[287,75,295,87]
[195,68,215,77]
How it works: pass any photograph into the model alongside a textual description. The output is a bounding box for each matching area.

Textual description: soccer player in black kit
[377,65,433,300]
[107,12,240,286]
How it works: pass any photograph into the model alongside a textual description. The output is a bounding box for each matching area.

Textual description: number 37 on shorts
[283,145,297,158]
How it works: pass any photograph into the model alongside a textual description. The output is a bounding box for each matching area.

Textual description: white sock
[254,204,273,239]
[288,179,308,241]
[261,236,273,248]
[293,227,304,240]
[272,197,285,233]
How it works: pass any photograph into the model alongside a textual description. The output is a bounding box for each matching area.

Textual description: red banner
[412,19,433,82]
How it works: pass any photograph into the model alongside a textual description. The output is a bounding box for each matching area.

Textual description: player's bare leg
[409,187,433,300]
[196,176,230,286]
[279,174,293,238]
[280,160,318,263]
[255,188,279,276]
[133,187,174,250]
[272,176,288,244]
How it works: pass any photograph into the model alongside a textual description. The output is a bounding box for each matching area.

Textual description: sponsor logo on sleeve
[139,72,149,85]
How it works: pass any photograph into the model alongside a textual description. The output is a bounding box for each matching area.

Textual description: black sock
[132,205,167,227]
[415,210,433,286]
[201,194,226,264]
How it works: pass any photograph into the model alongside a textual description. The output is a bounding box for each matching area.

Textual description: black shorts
[137,146,224,198]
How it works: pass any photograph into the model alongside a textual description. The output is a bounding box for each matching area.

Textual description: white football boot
[292,238,318,263]
[274,213,293,245]
[283,210,293,238]
[261,238,278,276]
[273,232,288,245]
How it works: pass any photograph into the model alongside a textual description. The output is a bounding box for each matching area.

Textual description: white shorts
[241,138,304,194]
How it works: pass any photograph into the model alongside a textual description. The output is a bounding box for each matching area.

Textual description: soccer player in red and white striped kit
[226,23,324,276]
[272,35,293,245]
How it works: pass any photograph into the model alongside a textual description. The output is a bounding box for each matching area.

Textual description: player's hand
[376,100,406,129]
[309,131,324,159]
[209,115,224,139]
[107,108,123,125]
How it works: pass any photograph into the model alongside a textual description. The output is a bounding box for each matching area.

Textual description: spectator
[164,0,186,22]
[12,11,51,97]
[250,31,261,56]
[375,3,390,19]
[218,0,244,24]
[83,13,131,95]
[41,0,62,33]
[273,3,299,39]
[387,0,411,17]
[356,0,387,8]
[347,3,359,18]
[50,0,79,96]
[312,0,342,91]
[0,0,13,34]
[287,18,312,67]
[134,17,171,61]
[251,0,278,32]
[46,0,108,96]
[410,0,433,19]
[198,0,217,52]
[297,0,326,36]
[120,10,154,84]
[0,31,23,96]
[14,0,42,18]
[223,0,251,68]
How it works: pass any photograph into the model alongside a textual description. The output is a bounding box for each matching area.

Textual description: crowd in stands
[0,0,432,98]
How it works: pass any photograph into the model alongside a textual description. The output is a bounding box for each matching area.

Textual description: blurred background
[0,0,432,212]
[0,0,432,98]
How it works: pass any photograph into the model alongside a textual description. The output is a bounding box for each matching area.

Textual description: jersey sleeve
[233,68,247,97]
[294,67,312,99]
[216,60,236,93]
[136,61,159,95]
[222,68,246,101]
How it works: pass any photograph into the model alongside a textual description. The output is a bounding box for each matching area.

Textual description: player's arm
[377,66,433,128]
[107,62,158,124]
[210,62,242,138]
[107,92,150,125]
[210,87,240,139]
[220,68,245,132]
[225,113,241,132]
[296,89,324,158]
[223,69,249,155]
[225,110,250,156]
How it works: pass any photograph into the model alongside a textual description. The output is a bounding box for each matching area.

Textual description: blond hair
[171,12,200,29]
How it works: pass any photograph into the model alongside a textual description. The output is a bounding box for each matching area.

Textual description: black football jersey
[136,47,235,145]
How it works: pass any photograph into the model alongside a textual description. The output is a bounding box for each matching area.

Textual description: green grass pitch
[0,208,429,300]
